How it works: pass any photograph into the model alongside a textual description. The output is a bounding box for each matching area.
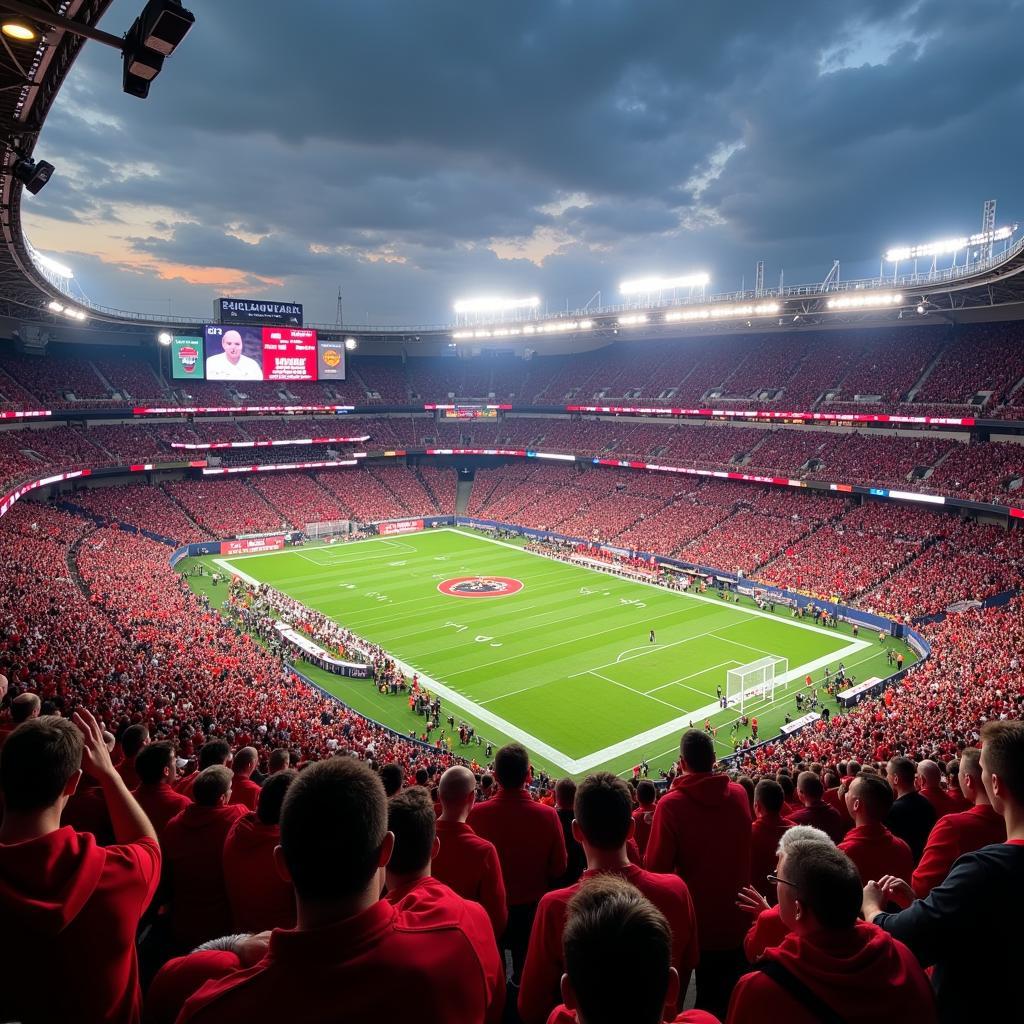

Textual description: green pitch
[193,527,913,777]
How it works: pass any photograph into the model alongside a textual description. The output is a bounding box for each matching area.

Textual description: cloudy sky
[21,0,1024,326]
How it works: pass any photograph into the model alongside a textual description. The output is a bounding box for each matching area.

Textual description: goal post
[726,656,789,713]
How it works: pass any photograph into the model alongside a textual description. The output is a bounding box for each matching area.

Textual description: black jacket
[886,791,937,862]
[874,841,1024,1024]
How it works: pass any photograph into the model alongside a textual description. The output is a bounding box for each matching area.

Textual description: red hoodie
[0,827,160,1024]
[911,802,1006,897]
[163,802,247,949]
[222,812,295,932]
[839,823,914,885]
[646,772,752,950]
[727,921,937,1024]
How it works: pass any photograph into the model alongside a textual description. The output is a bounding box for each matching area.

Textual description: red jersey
[432,819,507,936]
[911,803,1006,897]
[918,785,958,820]
[133,781,190,842]
[0,827,160,1024]
[645,772,752,951]
[469,786,567,906]
[222,812,296,932]
[749,813,792,899]
[519,863,699,1024]
[175,886,504,1024]
[162,802,247,950]
[727,921,937,1024]
[839,823,914,885]
[632,804,656,858]
[228,775,262,812]
[787,801,847,843]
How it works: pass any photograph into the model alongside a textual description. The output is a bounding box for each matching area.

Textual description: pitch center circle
[437,576,524,598]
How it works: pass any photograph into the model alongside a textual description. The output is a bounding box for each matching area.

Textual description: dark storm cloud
[22,0,1024,322]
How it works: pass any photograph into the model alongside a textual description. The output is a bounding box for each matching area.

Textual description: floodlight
[620,273,710,295]
[916,304,926,315]
[47,300,64,313]
[137,0,195,56]
[618,314,649,326]
[2,19,36,41]
[825,292,903,310]
[452,295,540,315]
[885,226,1014,262]
[33,252,73,279]
[344,337,357,350]
[158,331,173,345]
[11,155,54,195]
[665,302,779,322]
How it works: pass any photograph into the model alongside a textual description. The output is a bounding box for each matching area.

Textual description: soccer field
[206,527,909,777]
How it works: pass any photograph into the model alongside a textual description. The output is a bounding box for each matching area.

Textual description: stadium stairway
[455,474,474,515]
[907,341,951,402]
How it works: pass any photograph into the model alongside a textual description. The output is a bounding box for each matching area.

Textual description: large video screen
[203,326,319,381]
[170,335,205,379]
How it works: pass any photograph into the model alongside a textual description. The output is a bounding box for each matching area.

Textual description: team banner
[216,297,304,326]
[170,335,204,379]
[220,536,286,555]
[378,519,424,535]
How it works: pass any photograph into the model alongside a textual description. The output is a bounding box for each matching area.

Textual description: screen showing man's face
[222,331,243,363]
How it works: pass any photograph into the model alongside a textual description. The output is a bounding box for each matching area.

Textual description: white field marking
[588,670,690,713]
[215,558,258,585]
[570,617,772,678]
[479,682,550,706]
[446,527,856,643]
[644,661,742,695]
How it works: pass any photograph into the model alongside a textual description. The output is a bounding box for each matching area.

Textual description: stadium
[0,3,1021,1024]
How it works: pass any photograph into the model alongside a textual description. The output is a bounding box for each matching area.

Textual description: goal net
[305,519,352,541]
[726,656,789,713]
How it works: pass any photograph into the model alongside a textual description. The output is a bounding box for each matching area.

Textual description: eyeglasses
[767,873,799,890]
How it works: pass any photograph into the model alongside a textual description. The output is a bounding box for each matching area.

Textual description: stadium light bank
[453,319,594,341]
[619,272,710,295]
[452,295,540,315]
[884,226,1014,263]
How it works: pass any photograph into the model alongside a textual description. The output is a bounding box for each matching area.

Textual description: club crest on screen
[437,576,524,598]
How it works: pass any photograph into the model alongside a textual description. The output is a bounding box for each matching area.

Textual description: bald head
[11,693,41,724]
[234,746,259,776]
[438,765,477,822]
[917,760,942,787]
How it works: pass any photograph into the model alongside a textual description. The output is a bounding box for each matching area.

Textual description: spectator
[838,773,914,884]
[223,769,298,932]
[432,764,507,937]
[911,747,1006,897]
[736,826,834,962]
[133,740,190,841]
[0,691,41,747]
[228,746,262,811]
[380,761,403,797]
[632,779,657,859]
[173,758,505,1023]
[116,723,150,791]
[915,760,958,819]
[646,729,752,1018]
[469,743,567,987]
[554,777,586,886]
[268,747,290,774]
[886,757,937,863]
[749,780,793,904]
[550,875,718,1024]
[177,739,231,801]
[788,771,845,843]
[866,721,1024,1024]
[727,839,936,1024]
[520,771,699,1024]
[162,765,247,951]
[0,710,160,1024]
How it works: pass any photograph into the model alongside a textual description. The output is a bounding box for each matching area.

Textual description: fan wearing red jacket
[0,709,160,1024]
[162,765,247,951]
[223,769,298,932]
[115,723,150,792]
[548,874,720,1024]
[133,741,190,842]
[749,780,793,904]
[838,773,914,885]
[228,746,262,811]
[520,772,699,1024]
[432,764,507,936]
[469,743,567,984]
[175,739,231,801]
[726,839,936,1024]
[645,729,752,1019]
[169,757,506,1024]
[911,747,1005,897]
[632,779,658,859]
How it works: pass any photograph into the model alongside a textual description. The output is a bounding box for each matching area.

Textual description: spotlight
[158,331,173,345]
[122,0,195,98]
[1,19,36,41]
[11,155,55,195]
[916,304,926,315]
[47,300,64,313]
[344,337,357,351]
